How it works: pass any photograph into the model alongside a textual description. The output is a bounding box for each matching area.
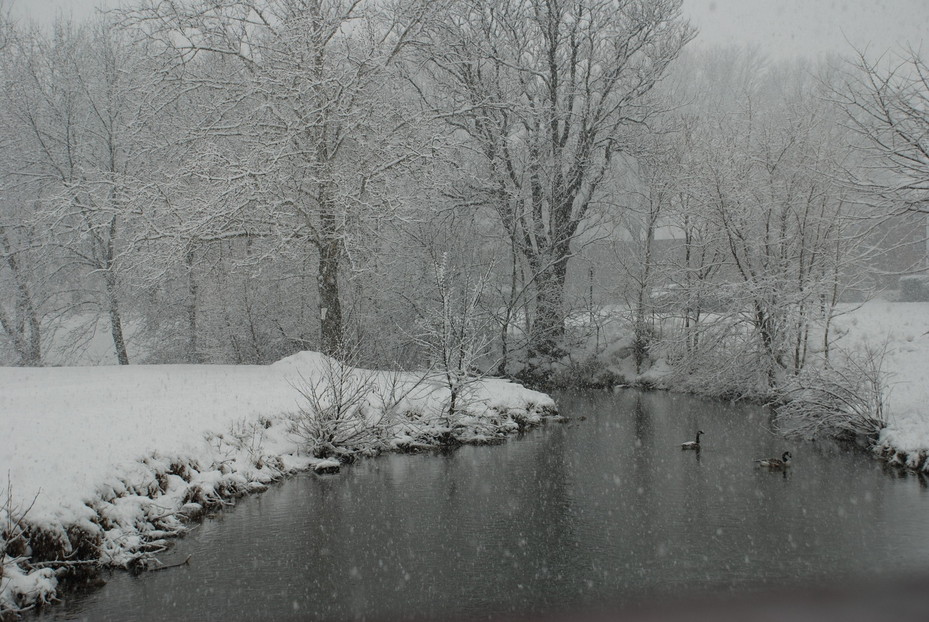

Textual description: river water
[36,389,929,621]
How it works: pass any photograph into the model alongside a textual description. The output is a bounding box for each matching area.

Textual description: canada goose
[681,430,704,450]
[756,451,791,469]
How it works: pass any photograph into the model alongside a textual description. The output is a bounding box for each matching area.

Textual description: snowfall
[0,350,555,613]
[830,301,929,460]
[2,301,929,613]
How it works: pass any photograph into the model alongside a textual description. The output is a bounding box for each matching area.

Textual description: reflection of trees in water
[626,392,664,574]
[631,393,653,460]
[630,392,661,546]
[527,424,579,588]
[300,457,465,616]
[437,425,585,602]
[376,434,584,611]
[632,394,650,447]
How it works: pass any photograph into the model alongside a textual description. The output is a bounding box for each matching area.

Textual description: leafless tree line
[0,1,925,402]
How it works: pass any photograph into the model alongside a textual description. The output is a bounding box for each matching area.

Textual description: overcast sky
[686,0,928,59]
[6,0,928,61]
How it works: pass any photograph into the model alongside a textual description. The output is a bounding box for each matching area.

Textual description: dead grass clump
[875,445,929,474]
[255,455,285,473]
[214,479,246,499]
[25,527,69,563]
[65,526,100,562]
[168,460,199,482]
[181,485,220,510]
[24,524,100,565]
[2,522,27,559]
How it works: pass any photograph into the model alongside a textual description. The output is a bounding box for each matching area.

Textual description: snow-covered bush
[413,251,495,423]
[547,355,625,390]
[775,342,891,442]
[1,482,59,615]
[289,354,386,459]
[658,314,777,400]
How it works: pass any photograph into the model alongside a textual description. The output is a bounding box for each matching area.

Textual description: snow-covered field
[831,301,929,460]
[0,351,555,613]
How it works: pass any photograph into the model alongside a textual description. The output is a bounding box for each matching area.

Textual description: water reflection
[35,389,929,621]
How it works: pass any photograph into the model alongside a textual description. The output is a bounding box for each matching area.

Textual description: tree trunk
[0,226,41,365]
[104,216,129,365]
[185,247,200,363]
[497,239,524,377]
[754,302,785,388]
[634,219,657,374]
[529,254,568,360]
[318,210,344,357]
[105,268,129,365]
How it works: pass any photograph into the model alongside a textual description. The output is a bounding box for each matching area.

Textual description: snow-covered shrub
[367,369,425,428]
[204,418,274,470]
[289,353,392,459]
[413,251,496,422]
[1,481,60,615]
[658,314,776,400]
[548,355,625,390]
[775,342,891,442]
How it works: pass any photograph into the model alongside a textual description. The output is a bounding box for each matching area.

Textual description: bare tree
[411,0,694,372]
[640,52,861,396]
[611,128,688,374]
[840,48,929,215]
[0,179,43,366]
[698,101,849,384]
[0,11,44,365]
[125,0,432,357]
[3,17,153,365]
[415,249,495,422]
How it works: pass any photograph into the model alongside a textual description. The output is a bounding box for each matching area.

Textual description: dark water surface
[37,390,929,621]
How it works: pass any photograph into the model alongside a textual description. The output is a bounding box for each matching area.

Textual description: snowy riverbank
[4,302,928,614]
[0,352,556,614]
[576,300,929,471]
[830,301,929,470]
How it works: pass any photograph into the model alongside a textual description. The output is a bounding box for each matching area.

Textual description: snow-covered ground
[0,351,555,613]
[830,301,929,460]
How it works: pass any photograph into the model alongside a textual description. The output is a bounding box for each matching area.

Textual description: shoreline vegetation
[0,352,557,617]
[546,300,929,478]
[4,301,929,616]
